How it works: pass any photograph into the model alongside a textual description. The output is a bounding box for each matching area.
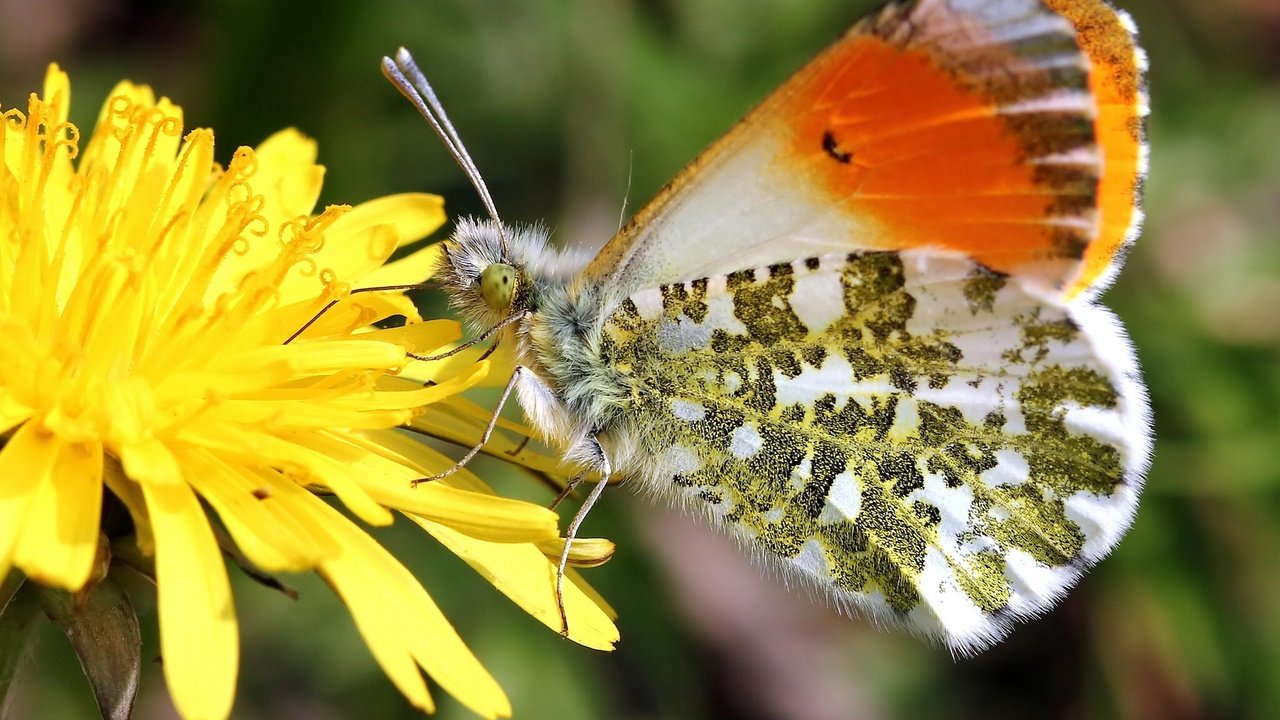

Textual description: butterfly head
[436,217,545,331]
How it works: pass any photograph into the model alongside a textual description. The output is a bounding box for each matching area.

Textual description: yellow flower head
[0,65,616,719]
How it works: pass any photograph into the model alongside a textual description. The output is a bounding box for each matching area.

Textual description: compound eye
[479,263,517,311]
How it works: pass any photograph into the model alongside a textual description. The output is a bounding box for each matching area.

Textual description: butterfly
[382,0,1150,654]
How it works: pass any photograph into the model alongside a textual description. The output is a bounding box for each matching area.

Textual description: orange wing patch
[776,0,1145,297]
[1045,0,1147,297]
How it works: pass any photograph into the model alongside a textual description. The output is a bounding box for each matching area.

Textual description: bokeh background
[2,0,1278,718]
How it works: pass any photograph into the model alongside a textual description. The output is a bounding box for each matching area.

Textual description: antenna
[383,48,509,256]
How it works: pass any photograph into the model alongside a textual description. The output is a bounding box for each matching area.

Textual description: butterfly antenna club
[383,48,510,257]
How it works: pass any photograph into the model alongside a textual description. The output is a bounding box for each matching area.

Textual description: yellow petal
[87,93,184,237]
[536,536,616,568]
[93,80,153,124]
[183,450,335,572]
[358,423,563,494]
[301,498,512,719]
[339,433,559,546]
[276,218,400,309]
[103,461,154,555]
[327,193,445,253]
[119,438,183,486]
[0,391,34,435]
[142,480,238,720]
[13,439,103,590]
[258,431,394,527]
[401,333,520,388]
[564,566,618,621]
[202,130,326,302]
[153,128,215,254]
[253,129,323,218]
[273,291,420,343]
[300,220,401,297]
[360,242,442,289]
[386,483,560,544]
[416,395,534,439]
[352,319,460,358]
[84,80,158,172]
[42,63,71,126]
[221,339,403,378]
[414,518,619,651]
[0,422,57,577]
[272,193,444,309]
[327,431,557,544]
[371,359,490,408]
[404,400,570,479]
[113,98,185,256]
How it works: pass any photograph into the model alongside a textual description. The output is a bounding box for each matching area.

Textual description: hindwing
[600,251,1148,651]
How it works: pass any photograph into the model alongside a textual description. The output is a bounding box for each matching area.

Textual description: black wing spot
[822,130,853,164]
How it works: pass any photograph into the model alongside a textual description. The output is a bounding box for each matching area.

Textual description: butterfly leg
[549,473,583,511]
[407,310,527,362]
[556,439,610,637]
[412,366,525,486]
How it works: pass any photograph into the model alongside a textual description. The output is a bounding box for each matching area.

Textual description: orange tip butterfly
[384,0,1150,654]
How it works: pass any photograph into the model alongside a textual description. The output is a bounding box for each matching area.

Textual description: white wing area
[601,132,879,293]
[601,249,1150,652]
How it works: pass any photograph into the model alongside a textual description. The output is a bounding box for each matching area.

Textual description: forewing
[586,0,1147,302]
[602,252,1149,651]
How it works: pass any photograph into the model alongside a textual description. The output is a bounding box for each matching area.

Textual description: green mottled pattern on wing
[600,250,1135,645]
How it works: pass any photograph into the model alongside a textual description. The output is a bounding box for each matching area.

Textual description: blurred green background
[2,0,1278,718]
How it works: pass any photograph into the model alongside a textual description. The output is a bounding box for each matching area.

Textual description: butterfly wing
[602,250,1149,652]
[585,0,1147,302]
[582,0,1150,650]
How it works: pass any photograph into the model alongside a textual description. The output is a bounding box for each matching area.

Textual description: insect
[383,0,1150,653]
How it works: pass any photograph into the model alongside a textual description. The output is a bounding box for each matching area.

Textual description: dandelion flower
[0,65,617,720]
